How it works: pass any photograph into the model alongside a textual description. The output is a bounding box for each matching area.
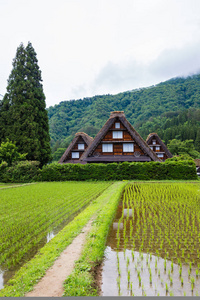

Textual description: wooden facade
[146,133,173,161]
[81,111,160,163]
[59,132,93,164]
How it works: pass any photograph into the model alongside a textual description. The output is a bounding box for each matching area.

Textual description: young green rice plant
[171,261,173,272]
[170,276,173,286]
[131,249,134,261]
[130,282,133,295]
[196,269,199,277]
[165,283,169,294]
[138,275,141,286]
[126,256,130,268]
[181,277,184,286]
[127,269,131,284]
[189,262,192,271]
[117,276,121,295]
[168,269,171,278]
[164,259,167,271]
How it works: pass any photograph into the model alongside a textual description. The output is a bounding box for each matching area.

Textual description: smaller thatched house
[59,132,93,164]
[194,159,200,175]
[146,133,173,161]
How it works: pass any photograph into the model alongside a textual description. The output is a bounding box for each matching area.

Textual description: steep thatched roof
[59,132,93,163]
[146,133,173,158]
[194,159,200,167]
[81,111,161,162]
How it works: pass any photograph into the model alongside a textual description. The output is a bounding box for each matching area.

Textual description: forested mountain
[48,74,200,153]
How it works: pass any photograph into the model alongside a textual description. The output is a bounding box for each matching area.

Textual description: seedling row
[102,182,200,296]
[0,182,111,276]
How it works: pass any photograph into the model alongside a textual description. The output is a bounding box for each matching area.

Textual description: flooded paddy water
[101,183,200,296]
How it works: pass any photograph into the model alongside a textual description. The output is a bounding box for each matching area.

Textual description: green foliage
[167,139,200,159]
[0,139,27,166]
[47,75,200,152]
[38,161,197,181]
[52,148,66,162]
[0,42,51,166]
[1,160,40,183]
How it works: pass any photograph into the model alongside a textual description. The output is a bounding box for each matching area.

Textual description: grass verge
[0,181,126,297]
[63,181,127,296]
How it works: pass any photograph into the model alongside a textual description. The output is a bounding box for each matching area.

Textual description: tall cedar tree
[0,42,51,165]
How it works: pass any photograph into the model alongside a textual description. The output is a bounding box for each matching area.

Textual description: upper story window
[78,143,85,150]
[115,122,120,129]
[152,140,156,145]
[156,146,160,151]
[72,152,79,159]
[112,131,123,139]
[157,153,164,158]
[123,143,134,152]
[102,143,113,152]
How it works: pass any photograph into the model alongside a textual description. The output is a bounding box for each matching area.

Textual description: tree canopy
[47,74,200,154]
[0,42,51,165]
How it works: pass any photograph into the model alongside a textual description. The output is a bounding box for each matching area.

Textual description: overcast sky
[1,0,200,107]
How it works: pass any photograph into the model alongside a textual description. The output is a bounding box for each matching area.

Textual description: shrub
[1,160,40,183]
[37,161,198,182]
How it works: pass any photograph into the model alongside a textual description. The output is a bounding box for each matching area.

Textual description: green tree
[52,148,66,161]
[0,139,27,166]
[168,139,200,159]
[195,128,200,153]
[0,42,51,166]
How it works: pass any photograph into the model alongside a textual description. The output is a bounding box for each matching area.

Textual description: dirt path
[25,219,93,297]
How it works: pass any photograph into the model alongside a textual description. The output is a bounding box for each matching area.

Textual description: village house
[146,133,173,161]
[59,132,93,164]
[59,111,174,164]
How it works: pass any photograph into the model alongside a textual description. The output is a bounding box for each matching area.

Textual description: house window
[115,122,120,129]
[123,143,134,152]
[157,153,164,158]
[152,140,156,145]
[102,144,113,152]
[112,131,123,139]
[72,152,79,159]
[156,146,160,151]
[78,143,85,150]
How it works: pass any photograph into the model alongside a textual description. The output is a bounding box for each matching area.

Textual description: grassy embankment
[0,181,126,297]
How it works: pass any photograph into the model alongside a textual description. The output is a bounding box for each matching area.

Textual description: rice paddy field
[0,181,111,290]
[101,182,200,296]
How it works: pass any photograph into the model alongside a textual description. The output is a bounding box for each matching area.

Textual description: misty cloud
[92,41,200,95]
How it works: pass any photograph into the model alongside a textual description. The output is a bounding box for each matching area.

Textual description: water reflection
[101,247,200,296]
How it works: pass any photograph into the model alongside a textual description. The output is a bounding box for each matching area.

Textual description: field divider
[0,181,126,297]
[63,181,127,296]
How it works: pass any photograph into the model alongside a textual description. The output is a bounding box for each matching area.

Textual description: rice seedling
[127,269,131,284]
[102,182,200,296]
[0,182,112,271]
[165,283,169,294]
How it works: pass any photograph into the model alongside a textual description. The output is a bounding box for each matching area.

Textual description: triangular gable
[59,132,93,163]
[146,133,173,159]
[81,111,161,162]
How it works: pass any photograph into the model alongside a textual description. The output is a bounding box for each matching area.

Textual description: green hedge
[0,160,198,183]
[0,160,40,183]
[37,160,197,181]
